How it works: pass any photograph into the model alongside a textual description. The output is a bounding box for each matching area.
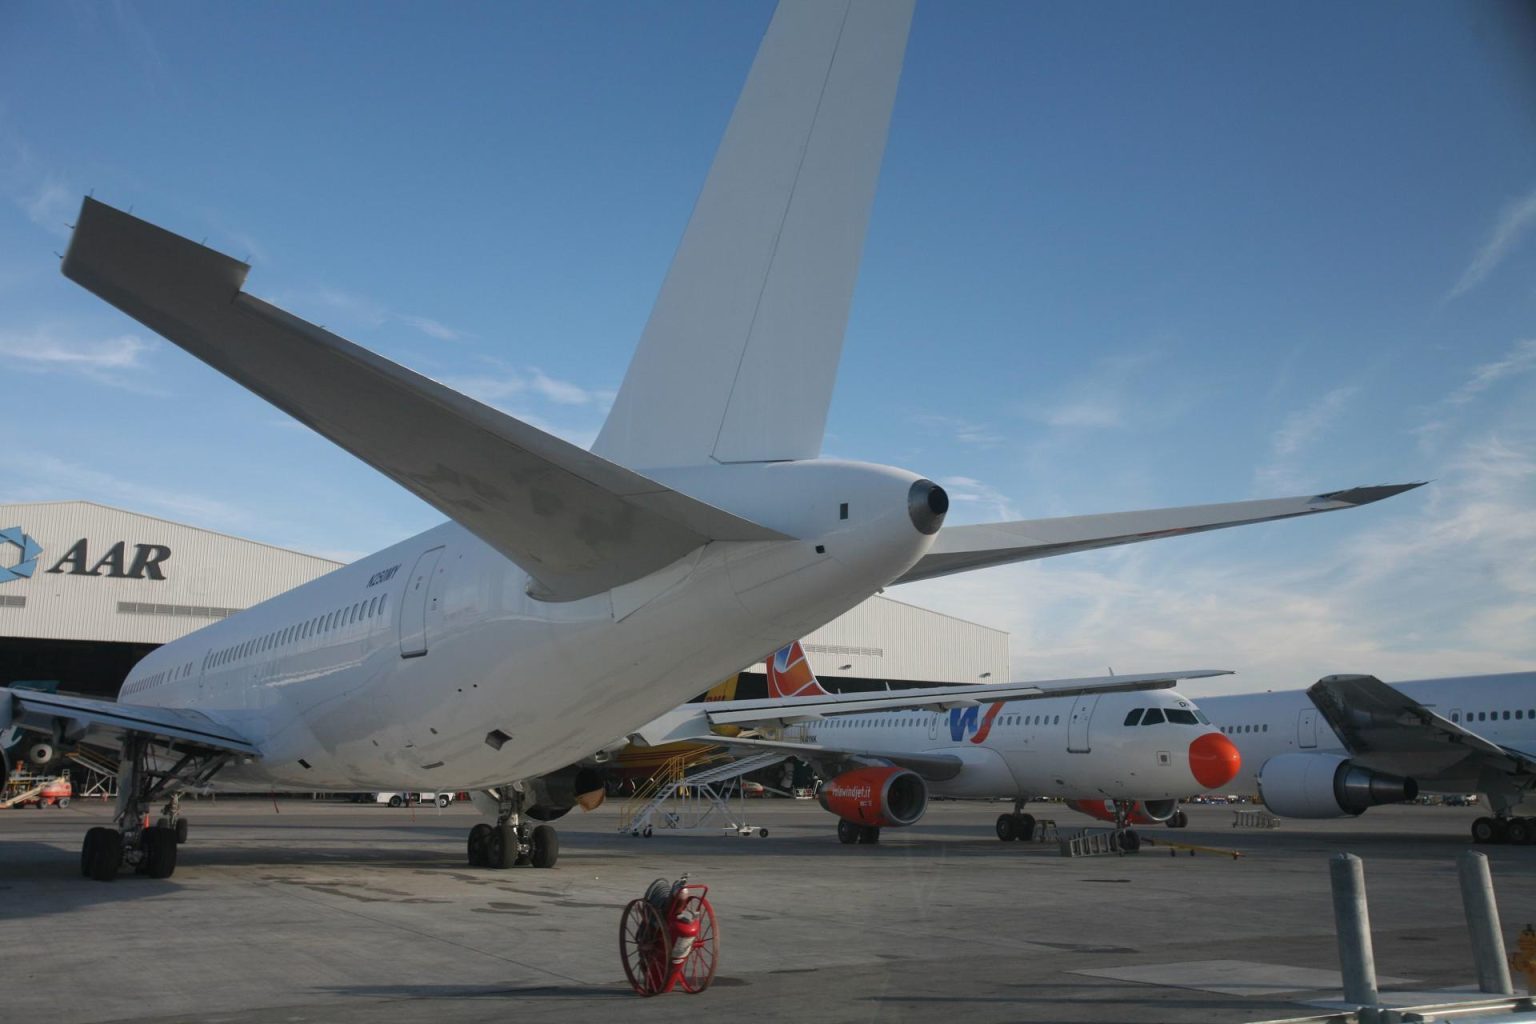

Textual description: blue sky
[2,2,1533,692]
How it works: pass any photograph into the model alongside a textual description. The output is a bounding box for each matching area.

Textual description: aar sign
[45,539,173,581]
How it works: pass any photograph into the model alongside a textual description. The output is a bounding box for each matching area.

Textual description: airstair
[67,749,120,799]
[618,749,786,838]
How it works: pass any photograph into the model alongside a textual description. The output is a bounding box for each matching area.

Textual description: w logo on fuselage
[948,703,1004,744]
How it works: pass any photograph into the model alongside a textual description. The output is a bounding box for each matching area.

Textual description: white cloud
[0,328,160,390]
[913,414,1004,448]
[1415,338,1536,454]
[1447,185,1536,301]
[1255,385,1359,491]
[0,452,250,532]
[22,178,72,232]
[938,475,1021,522]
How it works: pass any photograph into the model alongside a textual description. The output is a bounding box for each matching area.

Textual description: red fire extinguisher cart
[619,875,718,996]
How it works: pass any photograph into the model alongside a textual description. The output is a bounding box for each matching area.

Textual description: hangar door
[399,546,445,658]
[1067,694,1098,753]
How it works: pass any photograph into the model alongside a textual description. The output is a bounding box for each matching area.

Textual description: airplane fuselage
[119,461,940,791]
[787,689,1229,801]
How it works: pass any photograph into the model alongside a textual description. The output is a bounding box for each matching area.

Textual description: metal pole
[1330,853,1379,1006]
[1458,850,1514,995]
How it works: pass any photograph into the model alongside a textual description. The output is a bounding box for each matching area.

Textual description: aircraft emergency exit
[1,0,1415,881]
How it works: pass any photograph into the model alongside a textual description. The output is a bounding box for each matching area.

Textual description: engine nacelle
[1257,753,1418,818]
[526,765,607,821]
[27,742,58,767]
[818,766,927,828]
[1067,798,1178,825]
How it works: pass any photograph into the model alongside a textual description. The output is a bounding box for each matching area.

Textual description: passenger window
[1518,711,1524,720]
[1503,711,1511,720]
[1262,724,1268,732]
[1124,709,1144,726]
[368,596,378,617]
[1053,715,1059,725]
[1141,708,1165,725]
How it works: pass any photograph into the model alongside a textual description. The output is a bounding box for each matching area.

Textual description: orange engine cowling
[1067,798,1177,825]
[818,767,927,828]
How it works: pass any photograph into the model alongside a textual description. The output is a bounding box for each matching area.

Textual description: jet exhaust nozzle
[908,479,949,536]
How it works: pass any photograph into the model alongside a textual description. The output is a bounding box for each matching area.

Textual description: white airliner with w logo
[0,0,1416,881]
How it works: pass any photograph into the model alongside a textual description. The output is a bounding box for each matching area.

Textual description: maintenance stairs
[617,749,786,838]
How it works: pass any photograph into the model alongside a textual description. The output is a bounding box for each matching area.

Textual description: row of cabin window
[823,713,1064,728]
[1123,708,1207,727]
[1219,723,1268,734]
[1451,709,1535,723]
[203,593,391,671]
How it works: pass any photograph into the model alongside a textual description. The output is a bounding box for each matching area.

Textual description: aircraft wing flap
[701,670,1226,727]
[892,485,1424,585]
[2,688,260,756]
[61,199,786,602]
[1307,675,1535,774]
[702,734,963,781]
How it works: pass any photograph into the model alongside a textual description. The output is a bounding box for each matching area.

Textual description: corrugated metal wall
[0,502,341,645]
[796,594,1009,685]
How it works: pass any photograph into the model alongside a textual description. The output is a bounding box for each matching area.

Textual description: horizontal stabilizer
[62,199,786,601]
[892,484,1424,585]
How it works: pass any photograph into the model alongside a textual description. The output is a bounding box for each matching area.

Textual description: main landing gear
[80,735,225,882]
[996,800,1036,841]
[836,818,880,844]
[1472,815,1536,846]
[467,785,559,869]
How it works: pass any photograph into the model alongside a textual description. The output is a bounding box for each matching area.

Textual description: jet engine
[818,766,927,827]
[1257,752,1417,818]
[526,765,607,821]
[1067,798,1178,825]
[27,741,58,768]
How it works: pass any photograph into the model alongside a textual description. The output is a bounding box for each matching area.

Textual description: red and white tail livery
[766,641,832,699]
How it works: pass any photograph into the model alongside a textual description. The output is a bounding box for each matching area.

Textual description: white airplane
[0,0,1416,882]
[1196,672,1536,844]
[628,642,1243,848]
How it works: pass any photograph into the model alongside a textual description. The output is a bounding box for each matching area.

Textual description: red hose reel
[620,875,718,996]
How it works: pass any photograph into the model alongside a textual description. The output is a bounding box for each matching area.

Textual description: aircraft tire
[1015,813,1036,840]
[1117,829,1141,854]
[489,824,520,869]
[859,825,880,844]
[1505,818,1533,846]
[531,825,559,868]
[175,818,189,845]
[141,827,178,879]
[86,828,122,882]
[1471,817,1503,844]
[467,823,493,866]
[995,814,1015,841]
[837,819,860,845]
[82,826,109,877]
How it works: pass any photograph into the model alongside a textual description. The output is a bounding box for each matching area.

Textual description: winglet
[1313,482,1427,507]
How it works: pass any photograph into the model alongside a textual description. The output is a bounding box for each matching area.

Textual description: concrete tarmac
[2,798,1533,1024]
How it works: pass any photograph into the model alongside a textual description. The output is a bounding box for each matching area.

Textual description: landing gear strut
[1106,799,1141,854]
[79,734,228,882]
[996,800,1036,841]
[467,785,559,869]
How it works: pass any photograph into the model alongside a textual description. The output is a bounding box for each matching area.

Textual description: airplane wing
[1307,674,1536,779]
[628,669,1227,746]
[890,485,1424,585]
[1,687,259,757]
[61,199,787,603]
[695,734,964,782]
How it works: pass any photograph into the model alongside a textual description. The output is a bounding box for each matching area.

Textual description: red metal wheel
[619,898,669,996]
[677,894,719,994]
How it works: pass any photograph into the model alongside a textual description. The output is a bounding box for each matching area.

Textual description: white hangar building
[0,501,1008,701]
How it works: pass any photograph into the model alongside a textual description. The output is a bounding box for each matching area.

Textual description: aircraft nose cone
[1189,731,1241,789]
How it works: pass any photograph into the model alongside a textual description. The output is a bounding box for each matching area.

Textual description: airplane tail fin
[592,0,914,469]
[766,641,832,699]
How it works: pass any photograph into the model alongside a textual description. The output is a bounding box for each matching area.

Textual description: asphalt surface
[1,797,1533,1023]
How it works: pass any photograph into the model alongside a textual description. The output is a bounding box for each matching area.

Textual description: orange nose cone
[1189,732,1241,789]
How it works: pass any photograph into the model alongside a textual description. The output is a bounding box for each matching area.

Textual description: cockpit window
[1124,709,1144,726]
[1166,709,1198,725]
[1194,710,1210,724]
[1141,708,1166,725]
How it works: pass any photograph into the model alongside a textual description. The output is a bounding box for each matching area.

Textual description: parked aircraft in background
[0,0,1415,882]
[1197,672,1536,844]
[628,642,1242,848]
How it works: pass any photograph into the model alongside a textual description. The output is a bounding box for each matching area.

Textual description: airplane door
[929,713,940,741]
[1067,695,1098,753]
[1297,708,1318,749]
[399,546,445,658]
